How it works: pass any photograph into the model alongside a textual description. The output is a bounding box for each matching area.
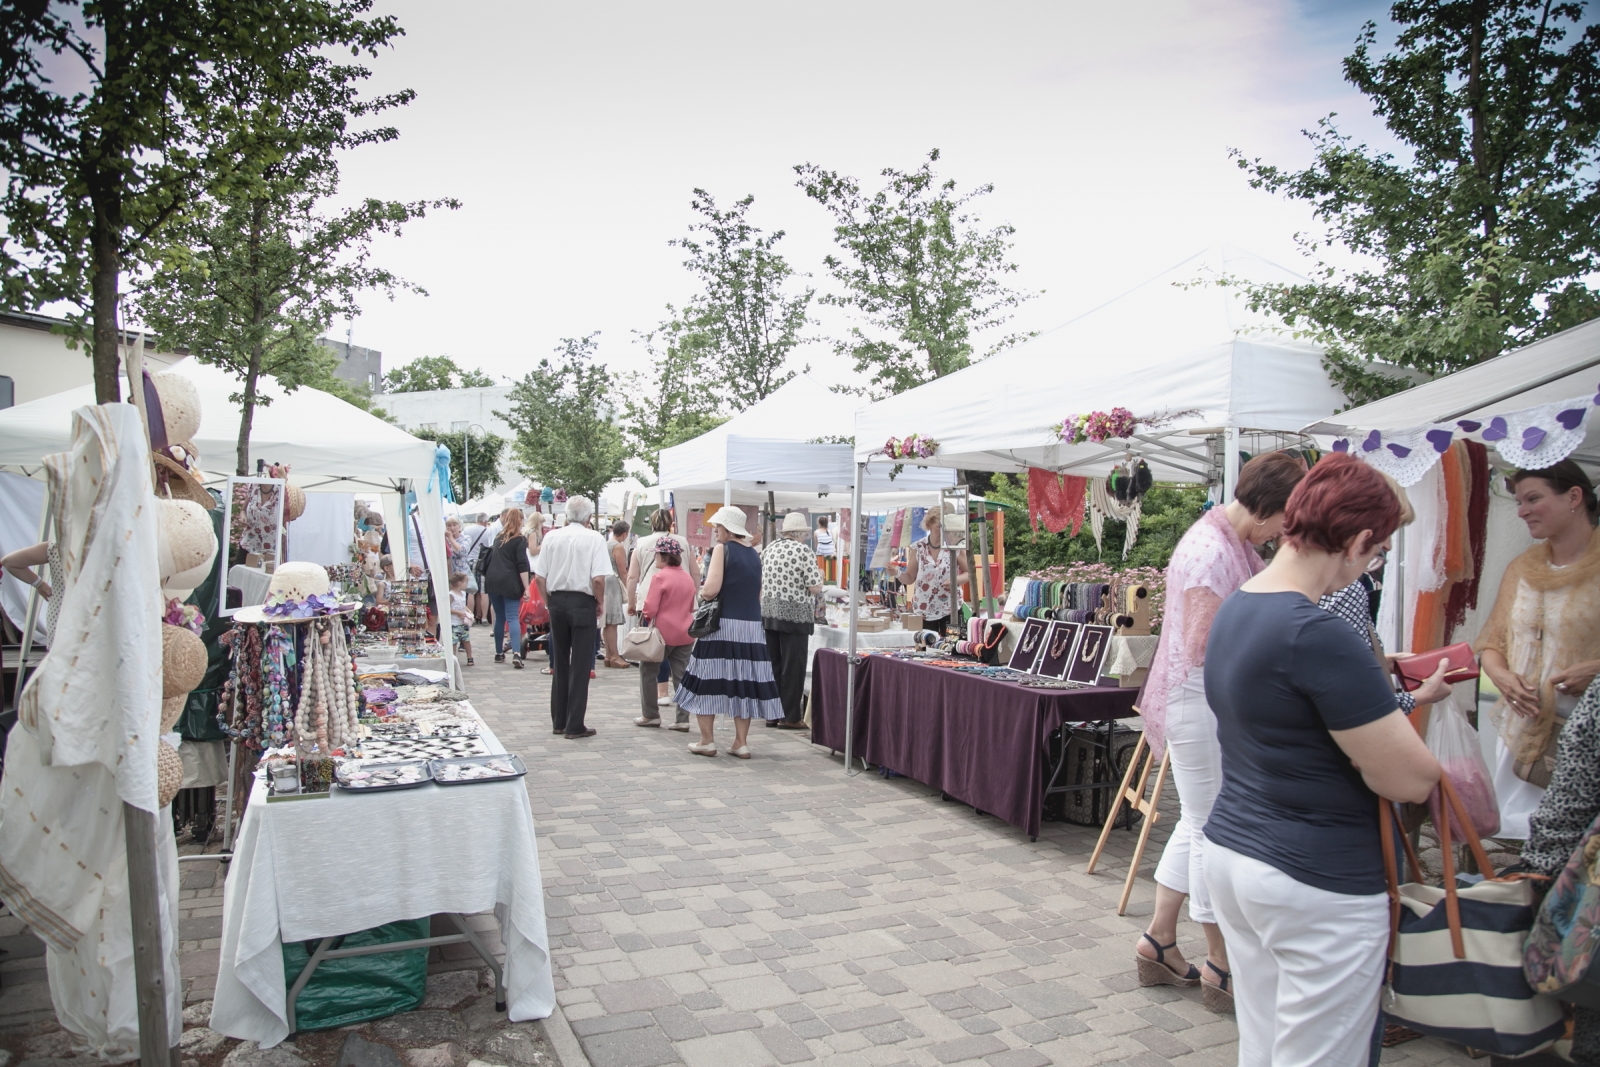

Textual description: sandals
[466,657,475,666]
[1202,960,1233,1014]
[1135,934,1200,987]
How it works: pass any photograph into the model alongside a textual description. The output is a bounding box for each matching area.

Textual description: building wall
[373,386,516,439]
[0,312,182,406]
[317,338,383,392]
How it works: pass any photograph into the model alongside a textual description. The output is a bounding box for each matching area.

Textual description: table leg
[286,935,342,1035]
[446,913,506,1012]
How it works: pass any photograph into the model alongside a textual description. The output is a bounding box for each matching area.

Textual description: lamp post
[461,423,486,504]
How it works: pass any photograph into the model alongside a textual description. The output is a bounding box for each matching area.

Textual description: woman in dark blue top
[1202,454,1444,1067]
[677,506,782,758]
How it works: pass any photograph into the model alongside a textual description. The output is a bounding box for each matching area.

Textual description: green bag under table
[281,918,429,1032]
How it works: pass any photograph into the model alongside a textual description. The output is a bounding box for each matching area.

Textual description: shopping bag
[1524,807,1600,1001]
[1381,776,1563,1057]
[1425,697,1499,839]
[520,583,549,630]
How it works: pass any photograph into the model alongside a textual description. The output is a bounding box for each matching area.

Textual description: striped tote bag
[1380,776,1565,1057]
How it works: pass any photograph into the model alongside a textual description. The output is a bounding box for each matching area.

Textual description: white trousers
[1152,669,1221,924]
[1206,842,1388,1067]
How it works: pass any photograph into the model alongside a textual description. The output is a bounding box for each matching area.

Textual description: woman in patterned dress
[892,510,968,634]
[677,507,783,758]
[761,512,825,730]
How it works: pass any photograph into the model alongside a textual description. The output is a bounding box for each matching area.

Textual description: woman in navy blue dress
[677,506,783,758]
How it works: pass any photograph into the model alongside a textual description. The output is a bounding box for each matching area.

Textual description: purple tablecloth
[809,649,1138,838]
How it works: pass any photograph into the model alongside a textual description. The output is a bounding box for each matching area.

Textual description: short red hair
[1280,454,1402,555]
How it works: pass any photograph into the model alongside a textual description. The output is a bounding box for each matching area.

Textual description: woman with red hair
[1201,454,1447,1067]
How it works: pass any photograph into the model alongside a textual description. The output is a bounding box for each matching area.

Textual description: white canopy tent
[852,247,1355,498]
[0,357,459,684]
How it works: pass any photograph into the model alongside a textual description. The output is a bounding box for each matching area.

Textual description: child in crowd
[449,572,475,666]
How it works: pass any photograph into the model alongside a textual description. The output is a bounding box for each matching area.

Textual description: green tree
[986,475,1208,573]
[1229,1,1600,403]
[672,190,812,409]
[795,149,1034,397]
[384,354,495,392]
[0,0,405,404]
[500,333,627,502]
[619,313,728,480]
[412,426,507,501]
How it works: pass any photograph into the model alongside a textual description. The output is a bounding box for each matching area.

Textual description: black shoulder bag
[688,597,722,639]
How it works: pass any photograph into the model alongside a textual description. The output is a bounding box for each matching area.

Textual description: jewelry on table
[1079,630,1104,662]
[1047,628,1074,660]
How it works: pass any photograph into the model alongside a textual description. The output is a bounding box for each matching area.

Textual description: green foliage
[500,333,628,502]
[384,355,495,392]
[1229,1,1600,404]
[795,149,1034,397]
[672,190,813,409]
[619,312,728,480]
[987,475,1209,574]
[0,0,410,404]
[411,426,507,501]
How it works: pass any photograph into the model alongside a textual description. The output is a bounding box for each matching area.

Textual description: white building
[0,311,182,408]
[373,385,516,439]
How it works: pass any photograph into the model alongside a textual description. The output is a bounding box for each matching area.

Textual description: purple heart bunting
[1523,426,1547,451]
[1426,429,1454,453]
[1332,438,1350,453]
[1557,408,1585,430]
[1361,430,1382,453]
[1457,420,1482,433]
[1483,417,1508,442]
[1387,443,1412,458]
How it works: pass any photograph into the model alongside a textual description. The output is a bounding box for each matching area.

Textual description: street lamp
[461,423,486,504]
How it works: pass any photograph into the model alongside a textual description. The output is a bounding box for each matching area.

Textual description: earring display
[1007,617,1050,672]
[1035,621,1083,680]
[1066,624,1114,685]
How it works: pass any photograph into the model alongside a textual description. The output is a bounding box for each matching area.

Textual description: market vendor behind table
[890,508,969,635]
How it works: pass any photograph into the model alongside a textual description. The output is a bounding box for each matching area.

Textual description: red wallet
[1393,642,1479,691]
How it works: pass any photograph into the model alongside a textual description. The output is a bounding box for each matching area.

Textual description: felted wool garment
[1140,508,1264,760]
[1027,468,1087,536]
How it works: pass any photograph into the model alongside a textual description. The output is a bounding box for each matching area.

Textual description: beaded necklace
[263,625,296,748]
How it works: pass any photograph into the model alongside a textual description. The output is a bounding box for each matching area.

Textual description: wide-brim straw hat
[160,499,218,582]
[781,512,809,534]
[157,741,184,809]
[153,372,202,443]
[154,441,215,510]
[235,561,357,624]
[707,507,750,538]
[162,623,208,698]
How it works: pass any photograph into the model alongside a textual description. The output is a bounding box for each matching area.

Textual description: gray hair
[566,496,595,524]
[784,530,808,541]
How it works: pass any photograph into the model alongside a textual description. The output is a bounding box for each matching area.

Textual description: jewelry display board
[1035,621,1082,680]
[1007,616,1050,672]
[1066,624,1114,685]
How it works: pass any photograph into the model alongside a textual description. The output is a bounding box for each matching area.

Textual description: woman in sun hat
[676,506,783,758]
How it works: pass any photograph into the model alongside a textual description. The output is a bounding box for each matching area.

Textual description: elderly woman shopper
[1475,459,1600,838]
[634,536,696,729]
[1134,451,1305,1010]
[629,509,702,712]
[676,507,783,758]
[1203,453,1447,1067]
[892,509,969,635]
[484,507,530,667]
[762,512,825,729]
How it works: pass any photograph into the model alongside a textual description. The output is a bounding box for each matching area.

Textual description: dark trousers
[549,591,599,734]
[765,627,810,724]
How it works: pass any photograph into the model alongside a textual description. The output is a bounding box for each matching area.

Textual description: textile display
[1088,478,1142,560]
[1026,469,1087,536]
[1444,441,1491,641]
[210,717,554,1047]
[0,403,181,1054]
[1011,580,1111,621]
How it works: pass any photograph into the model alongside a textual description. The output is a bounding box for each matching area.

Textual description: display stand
[1086,731,1171,915]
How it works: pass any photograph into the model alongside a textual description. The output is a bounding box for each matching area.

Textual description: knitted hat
[234,561,356,624]
[159,499,218,582]
[157,741,184,809]
[162,623,208,698]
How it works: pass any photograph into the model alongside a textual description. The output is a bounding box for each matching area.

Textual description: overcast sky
[332,0,1398,387]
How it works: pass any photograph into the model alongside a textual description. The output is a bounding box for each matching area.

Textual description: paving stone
[927,1034,1008,1063]
[823,1005,903,1032]
[653,1006,706,1042]
[699,1013,762,1035]
[594,978,678,1014]
[570,1013,655,1039]
[754,1026,814,1064]
[578,1026,681,1067]
[221,1041,307,1067]
[338,1034,403,1067]
[371,1012,465,1047]
[983,1050,1050,1067]
[1131,1025,1192,1058]
[960,1017,1001,1035]
[1003,981,1094,1020]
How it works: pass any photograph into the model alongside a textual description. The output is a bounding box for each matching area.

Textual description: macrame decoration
[1089,477,1142,560]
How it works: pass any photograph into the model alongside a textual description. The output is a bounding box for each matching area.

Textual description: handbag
[687,596,721,640]
[1380,775,1563,1057]
[1524,808,1600,1004]
[1393,641,1479,691]
[621,622,665,663]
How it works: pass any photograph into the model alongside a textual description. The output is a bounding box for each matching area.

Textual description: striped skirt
[675,616,784,719]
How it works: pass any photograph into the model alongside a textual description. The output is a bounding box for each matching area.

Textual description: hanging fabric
[1088,477,1142,560]
[1026,468,1087,536]
[1444,441,1491,642]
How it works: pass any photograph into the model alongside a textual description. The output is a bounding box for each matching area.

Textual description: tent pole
[1223,427,1240,503]
[844,463,864,775]
[1393,525,1407,653]
[723,479,731,509]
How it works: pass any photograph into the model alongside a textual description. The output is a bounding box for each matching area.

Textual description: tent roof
[851,247,1353,482]
[659,374,955,500]
[0,357,436,488]
[1306,317,1600,469]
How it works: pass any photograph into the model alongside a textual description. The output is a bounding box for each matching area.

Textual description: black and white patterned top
[1524,677,1600,875]
[760,537,823,631]
[1318,577,1415,714]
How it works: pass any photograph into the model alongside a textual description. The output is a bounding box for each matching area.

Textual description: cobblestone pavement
[0,636,1478,1067]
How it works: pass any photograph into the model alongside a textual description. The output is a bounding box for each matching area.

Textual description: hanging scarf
[1027,468,1087,536]
[1089,477,1142,560]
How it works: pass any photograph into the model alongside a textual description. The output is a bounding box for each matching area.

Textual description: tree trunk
[236,350,261,476]
[90,224,123,405]
[236,201,268,475]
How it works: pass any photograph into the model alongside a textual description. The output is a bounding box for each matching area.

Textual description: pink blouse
[1141,508,1264,759]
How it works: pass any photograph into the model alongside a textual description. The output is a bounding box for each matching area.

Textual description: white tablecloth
[812,625,918,650]
[1105,635,1160,677]
[210,711,553,1046]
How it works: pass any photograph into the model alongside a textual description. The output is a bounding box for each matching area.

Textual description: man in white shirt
[460,514,491,623]
[533,495,613,739]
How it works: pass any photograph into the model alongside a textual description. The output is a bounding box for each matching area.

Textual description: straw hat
[161,695,187,733]
[154,441,214,510]
[163,624,208,698]
[157,741,183,809]
[707,507,750,538]
[782,512,810,534]
[234,561,356,624]
[159,499,218,582]
[153,372,202,443]
[284,483,306,523]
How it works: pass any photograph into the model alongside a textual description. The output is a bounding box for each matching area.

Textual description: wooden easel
[1085,726,1170,916]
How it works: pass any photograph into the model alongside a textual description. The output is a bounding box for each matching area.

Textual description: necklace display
[1048,628,1074,660]
[220,624,266,749]
[262,625,296,748]
[1079,629,1105,662]
[1019,626,1043,654]
[294,618,360,756]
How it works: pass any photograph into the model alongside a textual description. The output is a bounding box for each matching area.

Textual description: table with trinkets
[210,696,554,1046]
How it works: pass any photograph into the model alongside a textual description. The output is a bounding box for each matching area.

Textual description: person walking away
[891,510,969,635]
[485,507,530,667]
[1202,453,1446,1067]
[534,496,612,739]
[814,515,835,582]
[677,507,783,757]
[763,512,824,730]
[635,536,696,730]
[1475,460,1600,838]
[602,521,631,668]
[462,512,492,623]
[448,572,475,666]
[1133,451,1306,1010]
[629,508,702,710]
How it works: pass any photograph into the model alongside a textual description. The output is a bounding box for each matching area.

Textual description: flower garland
[879,433,938,460]
[1056,408,1137,445]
